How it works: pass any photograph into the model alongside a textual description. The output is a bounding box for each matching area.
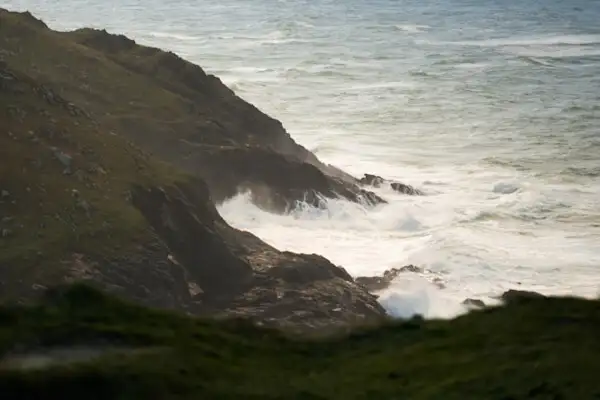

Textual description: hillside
[0,285,599,399]
[1,8,388,332]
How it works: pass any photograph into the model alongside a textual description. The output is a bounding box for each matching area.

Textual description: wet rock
[390,182,423,196]
[195,146,386,212]
[360,174,386,187]
[500,289,546,303]
[399,264,423,273]
[463,298,486,309]
[1,190,10,199]
[359,173,424,196]
[356,265,423,292]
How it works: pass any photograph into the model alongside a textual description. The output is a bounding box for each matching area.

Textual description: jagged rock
[463,298,486,308]
[193,146,385,211]
[500,289,546,303]
[360,174,386,187]
[399,264,423,273]
[390,182,423,195]
[359,173,424,196]
[356,265,423,292]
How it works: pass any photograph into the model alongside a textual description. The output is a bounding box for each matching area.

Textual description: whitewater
[4,0,599,318]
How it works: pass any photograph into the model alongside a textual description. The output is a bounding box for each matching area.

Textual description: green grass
[0,48,189,296]
[0,284,599,399]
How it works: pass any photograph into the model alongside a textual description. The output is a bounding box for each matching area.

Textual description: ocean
[4,0,600,318]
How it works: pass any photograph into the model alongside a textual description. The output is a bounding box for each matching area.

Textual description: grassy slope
[0,50,187,297]
[0,9,288,161]
[0,285,599,400]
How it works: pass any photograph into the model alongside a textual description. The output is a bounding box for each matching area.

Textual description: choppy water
[4,0,600,317]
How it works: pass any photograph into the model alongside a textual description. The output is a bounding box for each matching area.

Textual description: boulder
[359,174,424,196]
[500,289,546,304]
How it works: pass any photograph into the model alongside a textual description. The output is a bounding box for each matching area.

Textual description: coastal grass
[0,53,188,296]
[0,284,599,399]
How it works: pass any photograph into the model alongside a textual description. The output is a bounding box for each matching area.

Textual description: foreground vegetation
[0,285,599,399]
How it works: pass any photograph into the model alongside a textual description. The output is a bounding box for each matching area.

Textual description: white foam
[219,166,600,319]
[147,31,200,41]
[440,34,600,47]
[508,46,600,59]
[394,24,430,33]
[378,277,468,319]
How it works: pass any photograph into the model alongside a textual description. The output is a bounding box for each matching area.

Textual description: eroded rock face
[130,180,387,330]
[359,174,424,196]
[192,146,385,211]
[51,180,387,332]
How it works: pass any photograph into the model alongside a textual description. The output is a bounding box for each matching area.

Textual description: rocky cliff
[0,9,418,212]
[0,8,391,332]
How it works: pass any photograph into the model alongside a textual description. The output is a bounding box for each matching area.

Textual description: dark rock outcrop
[356,265,423,292]
[359,174,424,196]
[60,180,388,332]
[130,181,387,331]
[500,289,546,304]
[193,146,385,211]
